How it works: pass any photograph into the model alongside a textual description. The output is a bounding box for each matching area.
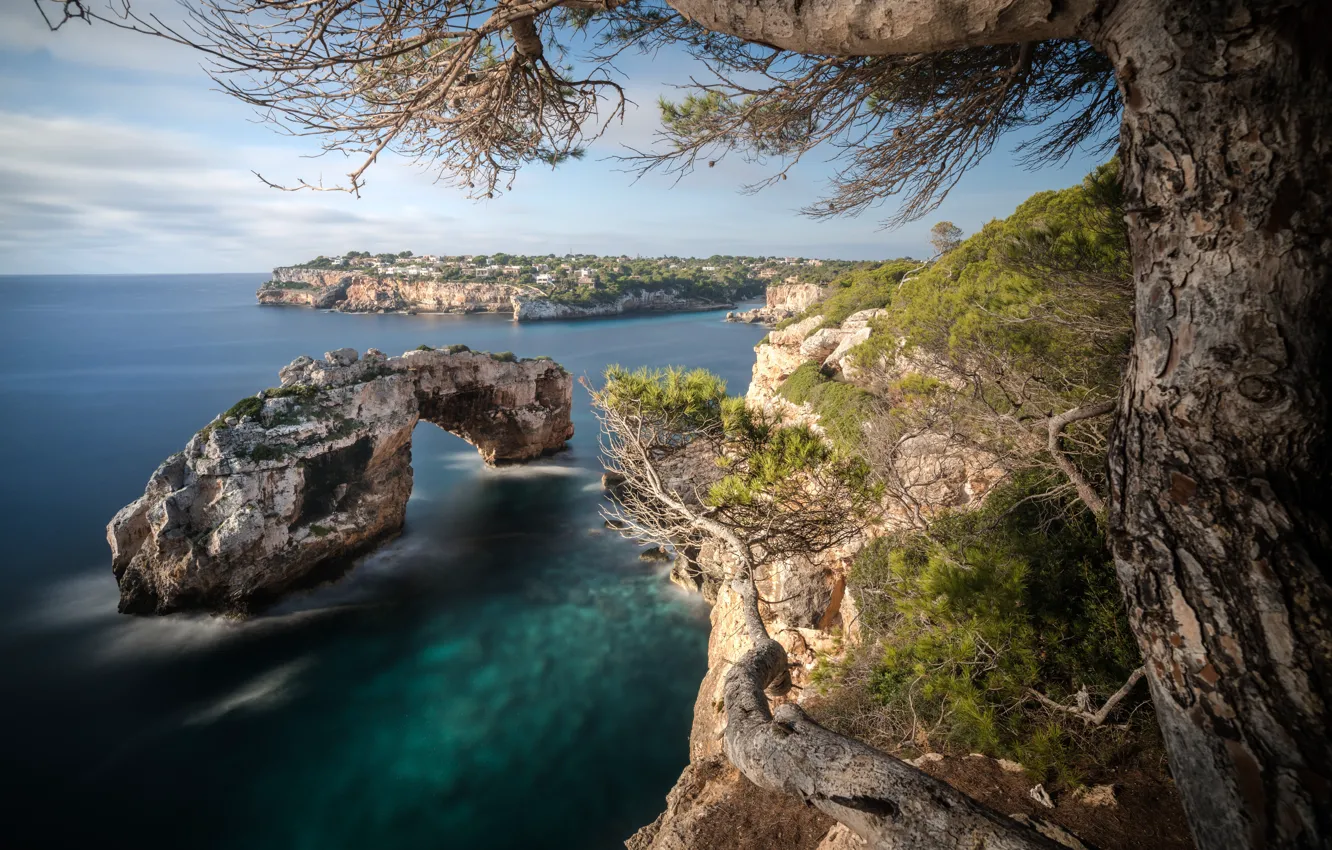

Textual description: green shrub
[246,443,283,462]
[224,395,265,421]
[776,363,875,454]
[777,361,825,405]
[600,365,731,436]
[443,344,471,354]
[261,280,315,291]
[415,344,435,351]
[843,473,1146,784]
[490,350,518,363]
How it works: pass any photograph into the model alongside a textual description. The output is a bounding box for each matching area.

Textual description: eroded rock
[108,347,573,616]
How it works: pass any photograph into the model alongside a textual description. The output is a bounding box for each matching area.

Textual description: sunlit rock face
[258,269,518,313]
[510,289,733,321]
[726,283,829,326]
[631,302,1011,849]
[107,347,573,616]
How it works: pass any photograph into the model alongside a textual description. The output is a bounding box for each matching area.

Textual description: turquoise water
[0,274,766,850]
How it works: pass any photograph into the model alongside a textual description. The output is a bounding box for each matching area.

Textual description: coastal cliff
[259,269,734,320]
[725,283,827,326]
[260,268,517,313]
[108,346,573,616]
[629,309,1010,850]
[512,289,733,321]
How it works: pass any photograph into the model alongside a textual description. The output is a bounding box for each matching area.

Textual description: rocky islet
[108,345,573,616]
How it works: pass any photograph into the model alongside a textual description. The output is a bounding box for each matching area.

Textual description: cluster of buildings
[302,251,839,291]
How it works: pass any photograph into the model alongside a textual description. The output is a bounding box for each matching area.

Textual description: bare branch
[1027,667,1146,726]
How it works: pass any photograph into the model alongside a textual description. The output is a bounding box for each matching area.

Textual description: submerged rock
[108,347,573,616]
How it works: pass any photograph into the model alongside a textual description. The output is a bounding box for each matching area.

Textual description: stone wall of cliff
[726,283,829,326]
[261,269,736,319]
[511,288,733,321]
[108,346,573,616]
[767,282,827,313]
[631,305,1008,850]
[262,267,518,313]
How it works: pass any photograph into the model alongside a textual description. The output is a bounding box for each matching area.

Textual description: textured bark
[1094,2,1332,848]
[662,0,1096,55]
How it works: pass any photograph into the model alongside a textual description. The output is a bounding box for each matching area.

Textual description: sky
[0,2,1113,274]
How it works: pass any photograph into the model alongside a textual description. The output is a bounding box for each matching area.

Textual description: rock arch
[108,346,573,615]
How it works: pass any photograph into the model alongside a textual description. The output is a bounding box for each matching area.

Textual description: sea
[0,273,767,850]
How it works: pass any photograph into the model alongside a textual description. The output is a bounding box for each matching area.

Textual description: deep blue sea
[0,274,766,850]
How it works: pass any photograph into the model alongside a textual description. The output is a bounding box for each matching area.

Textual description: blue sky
[0,3,1112,274]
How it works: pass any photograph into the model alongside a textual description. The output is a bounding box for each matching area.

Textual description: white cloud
[3,0,208,75]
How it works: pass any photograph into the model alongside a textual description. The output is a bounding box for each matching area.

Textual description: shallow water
[0,273,766,850]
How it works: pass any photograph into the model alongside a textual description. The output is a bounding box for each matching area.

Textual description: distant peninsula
[256,251,879,321]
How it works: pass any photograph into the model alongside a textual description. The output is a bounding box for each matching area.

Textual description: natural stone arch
[108,346,573,616]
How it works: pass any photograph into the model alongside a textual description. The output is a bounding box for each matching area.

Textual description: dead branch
[1027,667,1146,726]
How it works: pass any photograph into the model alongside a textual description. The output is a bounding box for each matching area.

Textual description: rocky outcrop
[260,270,736,320]
[342,279,517,313]
[511,289,733,321]
[259,269,516,314]
[107,346,573,616]
[726,283,828,326]
[631,299,1014,850]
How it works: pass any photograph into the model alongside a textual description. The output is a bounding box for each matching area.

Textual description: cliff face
[260,267,517,313]
[108,347,573,616]
[631,307,1007,850]
[726,283,828,326]
[261,269,734,319]
[342,278,517,313]
[511,289,733,321]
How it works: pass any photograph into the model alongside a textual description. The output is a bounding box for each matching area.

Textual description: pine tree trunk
[1096,2,1332,848]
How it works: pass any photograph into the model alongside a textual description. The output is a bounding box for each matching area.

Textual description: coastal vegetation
[596,164,1153,835]
[278,250,862,308]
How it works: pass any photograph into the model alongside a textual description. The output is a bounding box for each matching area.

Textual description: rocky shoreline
[724,282,827,327]
[107,345,573,616]
[259,267,733,321]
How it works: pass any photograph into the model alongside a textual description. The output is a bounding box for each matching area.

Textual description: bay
[0,273,766,850]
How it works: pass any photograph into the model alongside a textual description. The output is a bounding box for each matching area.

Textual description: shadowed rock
[108,346,573,616]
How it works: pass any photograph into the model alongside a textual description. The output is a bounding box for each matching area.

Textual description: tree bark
[1094,2,1332,847]
[662,0,1097,54]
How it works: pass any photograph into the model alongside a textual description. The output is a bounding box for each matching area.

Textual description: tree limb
[1027,667,1146,726]
[1046,400,1115,514]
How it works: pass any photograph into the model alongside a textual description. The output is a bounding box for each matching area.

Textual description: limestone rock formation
[108,346,573,616]
[510,288,733,321]
[258,268,517,313]
[630,301,1013,849]
[726,283,828,326]
[260,268,735,320]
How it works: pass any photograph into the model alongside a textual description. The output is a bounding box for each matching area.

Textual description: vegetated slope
[785,164,1187,846]
[628,161,1192,850]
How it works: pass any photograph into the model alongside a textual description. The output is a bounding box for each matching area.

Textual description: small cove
[0,273,766,850]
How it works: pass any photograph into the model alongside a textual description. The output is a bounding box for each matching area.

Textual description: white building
[535,273,554,285]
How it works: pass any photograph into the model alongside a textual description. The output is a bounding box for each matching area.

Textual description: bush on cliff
[849,161,1130,399]
[814,473,1149,786]
[777,362,876,454]
[773,258,919,331]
